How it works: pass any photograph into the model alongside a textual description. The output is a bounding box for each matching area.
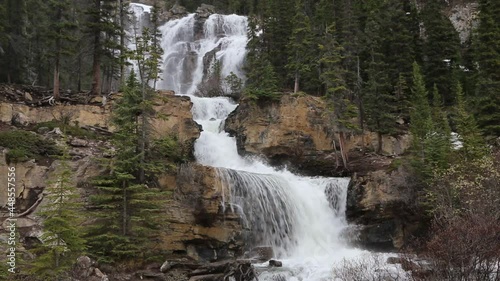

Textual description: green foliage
[0,130,61,163]
[131,4,164,89]
[426,156,500,221]
[474,0,500,136]
[427,85,452,170]
[363,9,397,148]
[86,72,167,266]
[409,62,434,176]
[421,0,461,105]
[286,0,315,93]
[34,121,98,139]
[454,83,488,160]
[29,147,86,279]
[243,17,280,101]
[223,72,243,95]
[319,24,358,131]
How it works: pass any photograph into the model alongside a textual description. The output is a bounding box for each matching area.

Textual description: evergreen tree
[243,16,280,100]
[286,0,314,93]
[319,24,357,167]
[86,72,166,264]
[455,82,488,160]
[87,0,120,96]
[428,84,452,170]
[47,0,77,100]
[394,73,411,121]
[473,0,500,136]
[263,0,294,86]
[363,13,397,153]
[30,147,86,279]
[421,1,461,105]
[410,62,433,165]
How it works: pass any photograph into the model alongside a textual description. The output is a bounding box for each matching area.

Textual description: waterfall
[153,7,405,281]
[159,14,247,95]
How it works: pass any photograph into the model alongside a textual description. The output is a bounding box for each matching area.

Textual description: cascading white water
[159,14,247,95]
[153,7,405,280]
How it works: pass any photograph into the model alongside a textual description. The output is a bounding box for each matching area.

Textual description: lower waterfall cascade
[129,3,406,280]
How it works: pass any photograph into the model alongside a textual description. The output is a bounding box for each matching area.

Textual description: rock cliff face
[0,91,200,145]
[225,95,411,176]
[347,167,425,250]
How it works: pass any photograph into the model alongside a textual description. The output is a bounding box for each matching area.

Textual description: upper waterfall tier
[159,14,248,95]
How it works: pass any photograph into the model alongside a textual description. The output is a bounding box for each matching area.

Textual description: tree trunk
[77,53,82,92]
[90,0,102,97]
[294,71,299,93]
[122,180,127,236]
[377,131,382,154]
[338,132,348,169]
[119,0,125,86]
[53,58,60,100]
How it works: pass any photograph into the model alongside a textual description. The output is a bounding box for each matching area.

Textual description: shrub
[34,120,97,139]
[414,214,500,281]
[332,254,410,281]
[0,130,61,163]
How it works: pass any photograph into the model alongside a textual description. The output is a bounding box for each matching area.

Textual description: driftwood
[15,194,44,218]
[188,260,257,281]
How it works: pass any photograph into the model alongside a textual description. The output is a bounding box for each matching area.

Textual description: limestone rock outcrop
[160,164,243,261]
[346,166,425,250]
[225,95,411,176]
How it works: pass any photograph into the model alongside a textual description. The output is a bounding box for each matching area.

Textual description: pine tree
[130,3,164,182]
[428,84,452,170]
[455,82,488,160]
[473,0,500,136]
[263,0,294,86]
[286,0,314,93]
[30,147,86,279]
[47,0,77,100]
[421,0,461,105]
[87,0,120,96]
[363,11,397,153]
[86,72,166,264]
[243,16,280,100]
[319,24,357,167]
[410,62,433,165]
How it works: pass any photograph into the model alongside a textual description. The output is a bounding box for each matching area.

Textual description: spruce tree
[363,12,397,153]
[263,0,294,86]
[47,0,77,100]
[286,0,314,93]
[243,16,279,100]
[455,82,488,160]
[86,0,120,96]
[421,1,461,105]
[319,24,357,167]
[30,147,86,279]
[473,0,500,136]
[428,84,452,170]
[410,62,433,165]
[86,72,166,264]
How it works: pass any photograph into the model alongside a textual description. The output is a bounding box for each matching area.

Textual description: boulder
[269,260,282,267]
[12,112,30,126]
[195,4,215,18]
[161,260,172,273]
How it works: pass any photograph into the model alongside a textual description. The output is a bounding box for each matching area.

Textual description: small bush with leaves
[0,130,61,163]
